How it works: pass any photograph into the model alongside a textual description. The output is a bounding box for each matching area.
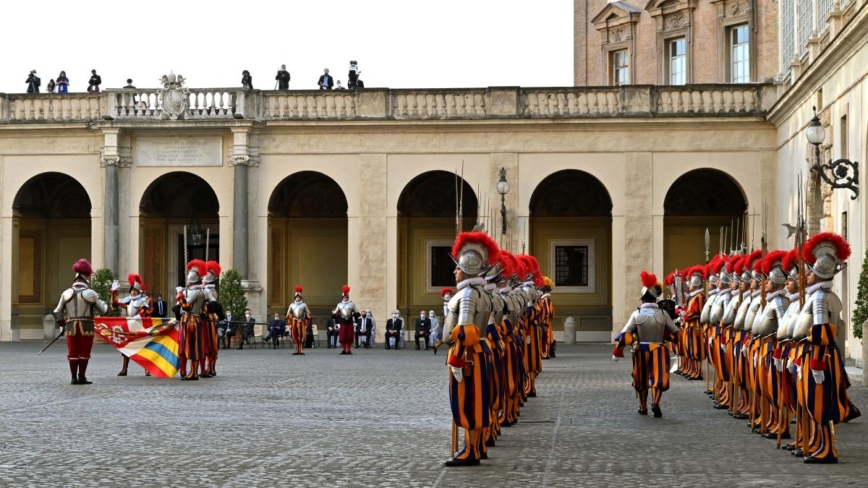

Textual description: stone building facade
[1,1,867,373]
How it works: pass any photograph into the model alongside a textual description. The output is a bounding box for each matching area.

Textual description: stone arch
[267,171,348,319]
[139,171,220,291]
[663,168,748,273]
[12,172,92,340]
[396,170,478,317]
[529,169,613,341]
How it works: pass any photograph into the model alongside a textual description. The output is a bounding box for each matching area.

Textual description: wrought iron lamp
[807,106,859,200]
[497,167,510,235]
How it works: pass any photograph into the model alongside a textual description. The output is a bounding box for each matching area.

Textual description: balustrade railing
[0,84,772,123]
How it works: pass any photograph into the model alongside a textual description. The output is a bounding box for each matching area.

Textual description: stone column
[229,127,251,278]
[117,134,133,275]
[357,154,388,341]
[619,153,654,327]
[101,128,121,275]
[489,154,519,251]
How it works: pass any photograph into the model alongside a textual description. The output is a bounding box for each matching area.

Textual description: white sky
[1,0,574,93]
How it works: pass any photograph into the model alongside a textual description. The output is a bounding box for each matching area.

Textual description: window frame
[425,239,457,293]
[611,49,630,86]
[727,23,751,83]
[548,239,596,294]
[667,37,687,85]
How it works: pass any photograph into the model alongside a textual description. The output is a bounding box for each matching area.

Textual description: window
[729,25,750,83]
[798,0,813,58]
[611,49,629,86]
[555,246,589,287]
[780,0,795,72]
[668,38,687,85]
[430,246,455,288]
[841,114,848,159]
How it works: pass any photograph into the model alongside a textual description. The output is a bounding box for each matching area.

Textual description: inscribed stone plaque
[137,136,222,166]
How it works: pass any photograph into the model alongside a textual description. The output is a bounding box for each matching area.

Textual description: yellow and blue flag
[94,317,181,378]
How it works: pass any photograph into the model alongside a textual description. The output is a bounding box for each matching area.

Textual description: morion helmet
[294,285,303,299]
[186,259,206,285]
[128,273,146,293]
[203,261,221,285]
[72,258,94,281]
[803,232,850,280]
[640,271,662,300]
[452,231,500,277]
[762,250,789,285]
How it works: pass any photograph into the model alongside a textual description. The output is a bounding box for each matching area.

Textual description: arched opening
[663,168,747,273]
[267,171,348,321]
[12,172,92,339]
[529,170,613,340]
[139,172,220,293]
[397,170,477,316]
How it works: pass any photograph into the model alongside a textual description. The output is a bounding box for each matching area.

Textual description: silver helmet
[185,260,205,285]
[804,232,850,280]
[452,232,498,277]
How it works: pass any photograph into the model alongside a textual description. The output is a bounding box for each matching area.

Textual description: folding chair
[252,324,264,349]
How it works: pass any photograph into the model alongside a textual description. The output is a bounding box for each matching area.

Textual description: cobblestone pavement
[0,341,866,487]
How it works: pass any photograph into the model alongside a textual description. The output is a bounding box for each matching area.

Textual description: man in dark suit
[238,309,255,350]
[385,310,403,350]
[326,316,339,348]
[317,68,334,90]
[267,312,285,349]
[153,294,167,318]
[222,308,235,349]
[355,311,373,349]
[414,310,432,350]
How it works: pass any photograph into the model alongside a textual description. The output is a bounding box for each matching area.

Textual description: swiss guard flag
[94,317,181,378]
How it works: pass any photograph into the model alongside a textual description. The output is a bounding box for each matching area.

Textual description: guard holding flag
[110,273,152,376]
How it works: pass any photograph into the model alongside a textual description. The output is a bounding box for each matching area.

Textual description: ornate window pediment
[591,1,641,32]
[645,0,697,31]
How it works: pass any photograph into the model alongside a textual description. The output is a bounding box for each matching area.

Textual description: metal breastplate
[184,288,205,315]
[632,310,667,344]
[447,285,492,332]
[756,295,790,337]
[710,292,730,325]
[55,287,102,318]
[725,293,741,329]
[125,297,147,317]
[203,286,218,302]
[289,301,309,320]
[336,301,356,320]
[793,294,815,340]
[700,293,717,325]
[745,296,762,333]
[489,292,506,324]
[778,301,801,340]
[733,295,751,330]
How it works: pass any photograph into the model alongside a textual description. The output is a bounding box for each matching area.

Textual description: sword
[37,329,65,356]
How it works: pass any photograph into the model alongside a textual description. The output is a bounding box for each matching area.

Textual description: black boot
[77,359,92,385]
[69,359,79,385]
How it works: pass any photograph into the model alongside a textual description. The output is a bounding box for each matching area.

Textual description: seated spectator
[237,309,254,350]
[326,316,339,348]
[414,310,432,350]
[428,310,441,346]
[221,308,235,349]
[266,311,285,349]
[356,310,373,349]
[385,310,403,350]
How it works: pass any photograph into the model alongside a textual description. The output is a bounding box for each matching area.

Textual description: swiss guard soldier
[443,231,498,467]
[755,250,790,437]
[777,248,802,446]
[201,261,224,377]
[682,266,707,381]
[612,271,679,417]
[53,259,109,385]
[111,273,152,376]
[793,232,856,463]
[178,259,207,380]
[287,285,312,355]
[333,285,361,355]
[539,276,555,359]
[440,287,453,325]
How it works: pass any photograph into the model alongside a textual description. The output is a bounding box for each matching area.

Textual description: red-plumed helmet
[782,248,800,280]
[72,258,93,280]
[341,285,351,298]
[440,287,453,299]
[203,261,221,284]
[640,271,661,299]
[452,231,500,276]
[762,250,789,285]
[128,273,146,292]
[186,259,206,284]
[294,285,303,298]
[803,232,850,280]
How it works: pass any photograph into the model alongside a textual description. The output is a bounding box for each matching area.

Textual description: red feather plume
[440,287,453,298]
[803,232,851,265]
[186,259,206,273]
[709,255,727,275]
[689,265,708,280]
[640,271,657,289]
[726,255,740,274]
[499,252,518,278]
[782,248,799,273]
[753,255,763,273]
[528,256,544,286]
[665,272,675,286]
[72,258,93,277]
[206,260,222,277]
[734,256,746,275]
[295,285,303,293]
[762,250,788,274]
[127,273,145,291]
[342,285,351,295]
[452,231,500,266]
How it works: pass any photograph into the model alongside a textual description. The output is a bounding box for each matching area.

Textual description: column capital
[228,155,251,167]
[100,155,121,167]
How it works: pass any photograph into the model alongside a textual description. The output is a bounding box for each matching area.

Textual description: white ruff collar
[641,303,659,309]
[457,277,487,290]
[807,280,834,295]
[788,292,800,301]
[766,289,786,300]
[689,289,703,298]
[708,289,719,296]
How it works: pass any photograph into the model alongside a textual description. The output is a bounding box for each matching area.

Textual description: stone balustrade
[0,84,774,123]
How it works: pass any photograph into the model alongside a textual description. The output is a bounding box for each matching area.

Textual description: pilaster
[101,128,122,275]
[357,154,388,336]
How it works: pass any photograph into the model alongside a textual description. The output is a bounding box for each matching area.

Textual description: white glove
[811,369,825,384]
[753,352,758,368]
[787,361,796,375]
[611,355,619,363]
[175,286,184,293]
[741,346,748,357]
[721,343,726,351]
[110,280,120,292]
[797,366,803,380]
[708,337,713,346]
[774,358,782,372]
[450,366,463,383]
